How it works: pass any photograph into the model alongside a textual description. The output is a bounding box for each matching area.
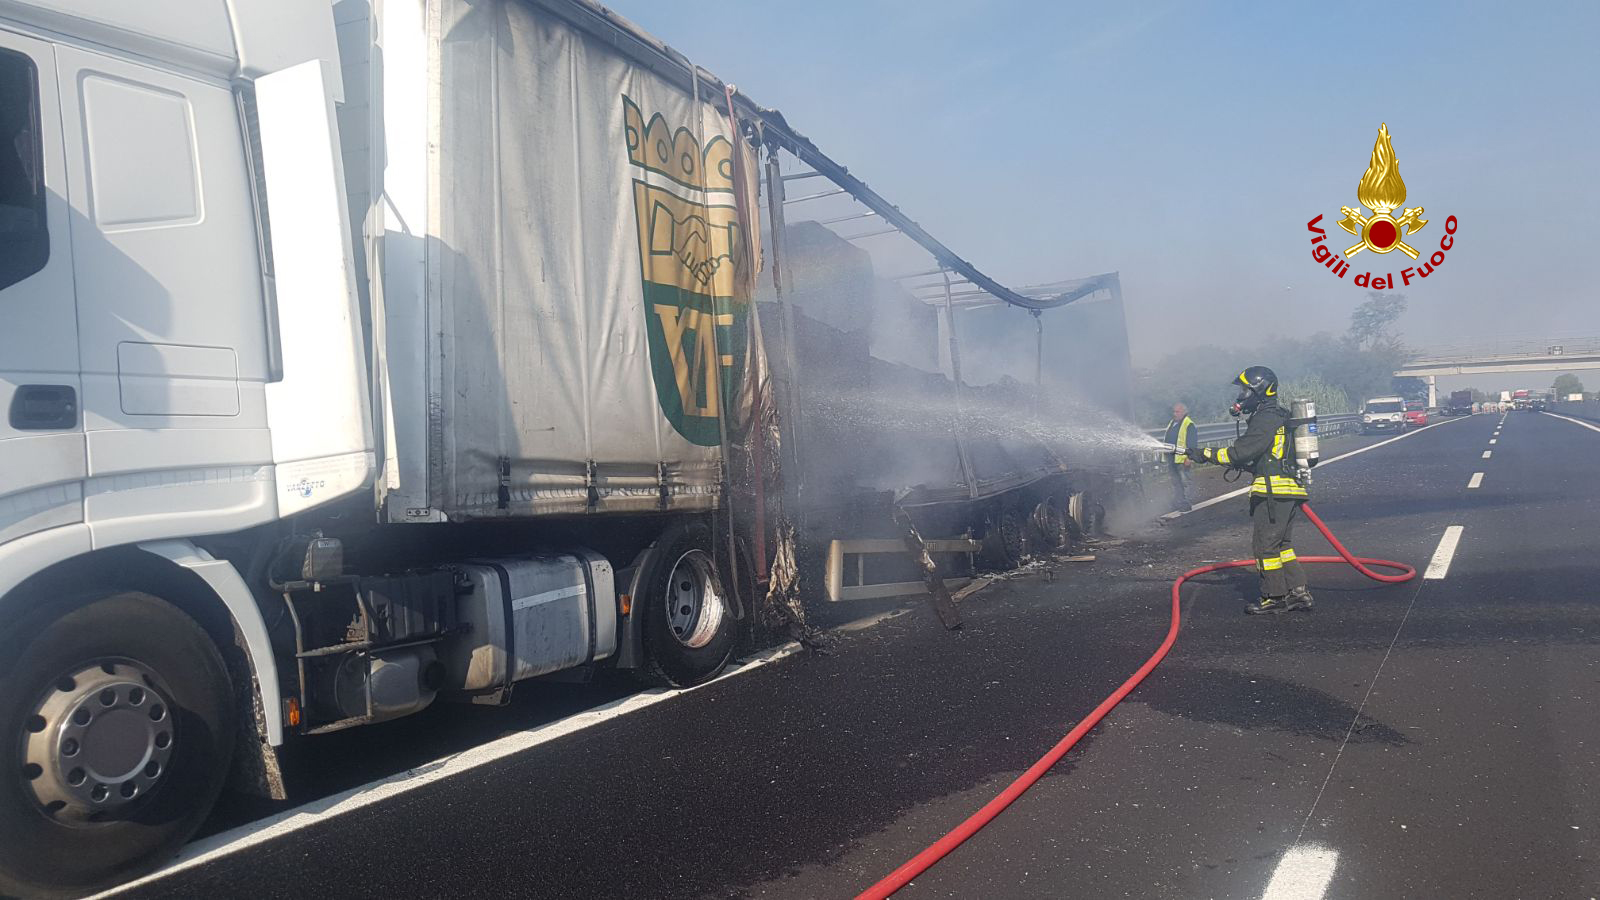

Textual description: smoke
[803,385,1161,453]
[797,380,1162,497]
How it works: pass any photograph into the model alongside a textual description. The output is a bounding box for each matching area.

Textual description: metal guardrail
[1149,414,1361,449]
[1551,399,1600,424]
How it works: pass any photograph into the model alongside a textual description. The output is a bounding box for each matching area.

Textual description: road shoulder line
[1542,411,1600,435]
[95,642,805,897]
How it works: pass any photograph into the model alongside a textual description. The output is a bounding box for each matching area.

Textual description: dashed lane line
[1261,844,1339,900]
[1424,525,1465,580]
[1468,472,1484,489]
[1482,450,1492,459]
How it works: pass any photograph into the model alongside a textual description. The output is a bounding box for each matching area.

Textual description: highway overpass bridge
[1396,339,1600,406]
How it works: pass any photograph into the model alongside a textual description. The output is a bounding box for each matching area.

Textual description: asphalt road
[109,411,1599,899]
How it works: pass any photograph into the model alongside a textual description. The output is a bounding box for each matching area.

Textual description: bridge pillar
[1427,374,1437,409]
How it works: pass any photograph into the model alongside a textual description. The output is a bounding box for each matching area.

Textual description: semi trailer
[0,0,1134,892]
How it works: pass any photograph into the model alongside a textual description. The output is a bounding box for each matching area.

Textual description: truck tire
[979,504,1028,570]
[0,591,234,898]
[641,524,736,687]
[1027,496,1070,554]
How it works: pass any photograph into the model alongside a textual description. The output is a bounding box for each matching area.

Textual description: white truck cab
[0,2,372,893]
[1360,396,1408,434]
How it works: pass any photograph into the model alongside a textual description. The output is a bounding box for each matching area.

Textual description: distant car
[1530,398,1548,412]
[1361,397,1408,434]
[1404,401,1429,428]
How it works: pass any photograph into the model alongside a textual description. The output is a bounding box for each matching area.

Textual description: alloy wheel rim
[664,550,726,649]
[21,660,175,822]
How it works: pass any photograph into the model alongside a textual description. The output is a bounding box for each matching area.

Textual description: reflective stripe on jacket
[1164,416,1195,464]
[1216,403,1309,498]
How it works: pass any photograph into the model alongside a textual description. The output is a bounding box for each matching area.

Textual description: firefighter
[1163,402,1197,511]
[1190,366,1314,615]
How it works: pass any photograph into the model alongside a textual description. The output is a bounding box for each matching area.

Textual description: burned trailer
[752,220,1139,605]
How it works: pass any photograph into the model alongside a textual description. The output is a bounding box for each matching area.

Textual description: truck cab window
[0,49,47,292]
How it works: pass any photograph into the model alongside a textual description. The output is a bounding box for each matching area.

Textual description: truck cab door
[0,31,85,547]
[51,45,277,547]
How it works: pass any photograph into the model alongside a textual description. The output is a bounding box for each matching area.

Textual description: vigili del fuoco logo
[1307,123,1457,289]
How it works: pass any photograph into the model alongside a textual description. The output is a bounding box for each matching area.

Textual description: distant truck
[1444,390,1475,416]
[1361,397,1409,433]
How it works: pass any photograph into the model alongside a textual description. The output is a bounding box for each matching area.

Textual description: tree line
[1134,292,1416,426]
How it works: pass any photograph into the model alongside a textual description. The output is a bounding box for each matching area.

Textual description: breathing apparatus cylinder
[1291,398,1318,485]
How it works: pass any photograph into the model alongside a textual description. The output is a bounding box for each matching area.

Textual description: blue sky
[611,1,1599,382]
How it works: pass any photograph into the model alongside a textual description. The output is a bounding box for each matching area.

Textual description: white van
[1360,396,1408,434]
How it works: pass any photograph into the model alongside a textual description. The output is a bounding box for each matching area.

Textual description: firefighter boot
[1284,586,1315,612]
[1245,595,1289,615]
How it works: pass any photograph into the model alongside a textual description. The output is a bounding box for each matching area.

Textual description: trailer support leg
[893,508,963,630]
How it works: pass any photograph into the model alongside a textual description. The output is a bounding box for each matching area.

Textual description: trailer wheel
[0,591,234,898]
[979,505,1028,570]
[1027,496,1071,554]
[641,524,736,687]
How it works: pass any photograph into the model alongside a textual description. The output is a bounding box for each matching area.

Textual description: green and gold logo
[624,96,750,447]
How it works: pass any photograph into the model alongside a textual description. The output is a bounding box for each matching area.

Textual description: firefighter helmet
[1230,366,1278,417]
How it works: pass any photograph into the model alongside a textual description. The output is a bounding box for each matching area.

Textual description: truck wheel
[0,592,234,897]
[1027,496,1070,554]
[979,505,1028,569]
[641,524,736,687]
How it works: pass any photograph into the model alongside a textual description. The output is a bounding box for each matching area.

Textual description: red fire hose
[857,502,1415,899]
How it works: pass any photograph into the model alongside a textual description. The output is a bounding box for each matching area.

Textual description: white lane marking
[1481,450,1492,459]
[1543,411,1600,435]
[1468,472,1484,489]
[1489,439,1496,444]
[94,642,805,898]
[1168,415,1474,517]
[1261,844,1339,900]
[1424,525,1465,580]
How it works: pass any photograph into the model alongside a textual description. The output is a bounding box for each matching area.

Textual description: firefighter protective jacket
[1212,402,1308,498]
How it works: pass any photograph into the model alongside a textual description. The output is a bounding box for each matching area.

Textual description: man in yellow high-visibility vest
[1163,402,1196,512]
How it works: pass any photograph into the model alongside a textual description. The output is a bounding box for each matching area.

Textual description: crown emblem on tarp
[624,97,736,193]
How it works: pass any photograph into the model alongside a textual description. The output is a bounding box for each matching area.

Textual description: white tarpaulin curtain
[433,0,762,517]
